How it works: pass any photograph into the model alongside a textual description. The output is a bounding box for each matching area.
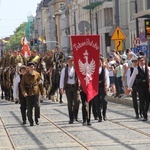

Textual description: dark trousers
[93,88,107,120]
[131,86,140,116]
[19,94,27,122]
[26,95,40,124]
[137,83,150,119]
[117,76,124,95]
[65,85,78,122]
[80,91,91,123]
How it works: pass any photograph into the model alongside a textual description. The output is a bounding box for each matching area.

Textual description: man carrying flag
[21,36,31,58]
[71,35,100,125]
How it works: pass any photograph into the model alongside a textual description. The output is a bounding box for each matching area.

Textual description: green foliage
[6,22,27,50]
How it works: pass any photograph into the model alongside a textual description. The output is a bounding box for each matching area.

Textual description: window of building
[104,8,113,27]
[60,3,64,9]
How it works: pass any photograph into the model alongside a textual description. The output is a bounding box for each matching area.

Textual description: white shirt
[13,75,20,99]
[99,67,110,89]
[108,60,116,77]
[128,65,150,89]
[59,66,76,89]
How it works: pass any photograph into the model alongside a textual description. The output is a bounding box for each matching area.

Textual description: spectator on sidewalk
[113,60,124,97]
[108,54,116,96]
[121,57,129,98]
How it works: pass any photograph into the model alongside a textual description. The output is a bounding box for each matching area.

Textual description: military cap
[14,50,17,53]
[27,62,35,66]
[67,55,74,60]
[20,65,26,70]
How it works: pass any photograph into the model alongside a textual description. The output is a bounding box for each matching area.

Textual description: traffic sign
[133,38,141,46]
[139,32,147,42]
[111,26,126,40]
[140,45,148,55]
[115,40,122,51]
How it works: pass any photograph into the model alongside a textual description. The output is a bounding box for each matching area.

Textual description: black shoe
[59,100,63,103]
[135,115,139,119]
[30,123,34,126]
[87,122,91,126]
[23,121,26,124]
[75,118,78,122]
[98,118,102,122]
[103,116,106,121]
[82,121,86,126]
[36,122,39,125]
[142,118,148,121]
[69,120,73,124]
[94,117,98,120]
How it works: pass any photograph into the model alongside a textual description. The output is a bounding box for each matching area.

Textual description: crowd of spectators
[104,49,145,98]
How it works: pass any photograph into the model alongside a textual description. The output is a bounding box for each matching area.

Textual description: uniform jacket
[21,70,44,96]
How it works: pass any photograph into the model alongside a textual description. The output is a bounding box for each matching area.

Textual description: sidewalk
[107,92,133,107]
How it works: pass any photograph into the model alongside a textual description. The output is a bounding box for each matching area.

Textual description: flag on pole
[2,39,9,43]
[21,36,31,58]
[71,35,100,102]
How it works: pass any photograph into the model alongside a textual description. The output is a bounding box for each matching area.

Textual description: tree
[6,22,27,50]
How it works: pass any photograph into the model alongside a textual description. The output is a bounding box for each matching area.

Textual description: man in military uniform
[27,50,40,68]
[3,50,12,68]
[21,62,45,126]
[10,51,24,68]
[43,50,54,70]
[0,52,7,68]
[54,46,64,70]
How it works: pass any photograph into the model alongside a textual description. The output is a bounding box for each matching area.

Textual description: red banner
[71,35,100,102]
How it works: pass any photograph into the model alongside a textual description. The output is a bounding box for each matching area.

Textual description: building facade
[33,0,150,57]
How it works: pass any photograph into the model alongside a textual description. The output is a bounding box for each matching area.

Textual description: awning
[133,9,150,19]
[83,2,103,10]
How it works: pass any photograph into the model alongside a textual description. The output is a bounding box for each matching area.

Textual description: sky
[0,0,41,38]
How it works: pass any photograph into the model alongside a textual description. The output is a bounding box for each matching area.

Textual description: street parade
[0,0,150,149]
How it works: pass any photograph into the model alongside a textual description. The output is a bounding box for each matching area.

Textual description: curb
[106,95,133,107]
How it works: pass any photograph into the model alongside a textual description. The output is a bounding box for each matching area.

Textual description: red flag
[21,36,31,58]
[71,35,100,102]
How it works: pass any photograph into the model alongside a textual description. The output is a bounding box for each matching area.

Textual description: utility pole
[95,12,98,34]
[74,11,77,35]
[135,0,139,37]
[115,0,119,26]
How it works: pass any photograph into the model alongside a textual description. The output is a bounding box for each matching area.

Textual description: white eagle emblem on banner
[78,50,96,85]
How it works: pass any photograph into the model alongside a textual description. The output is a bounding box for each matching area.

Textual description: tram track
[0,117,16,150]
[41,113,89,150]
[108,118,150,138]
